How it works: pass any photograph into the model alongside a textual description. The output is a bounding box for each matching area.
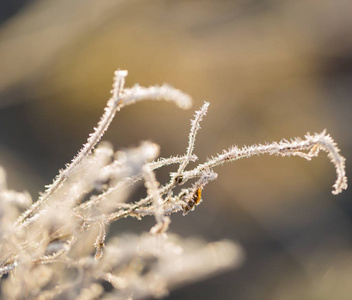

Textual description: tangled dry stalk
[0,70,347,299]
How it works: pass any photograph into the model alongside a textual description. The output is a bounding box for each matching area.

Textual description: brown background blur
[1,1,352,299]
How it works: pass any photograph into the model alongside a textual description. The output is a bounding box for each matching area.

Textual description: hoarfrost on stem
[0,69,347,299]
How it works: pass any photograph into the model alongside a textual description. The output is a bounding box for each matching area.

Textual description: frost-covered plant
[0,70,347,299]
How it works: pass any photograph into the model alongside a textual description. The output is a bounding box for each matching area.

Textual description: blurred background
[0,0,352,299]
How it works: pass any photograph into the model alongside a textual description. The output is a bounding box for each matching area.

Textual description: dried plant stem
[104,131,348,221]
[183,130,347,194]
[176,101,209,175]
[143,165,164,224]
[94,221,107,260]
[15,70,128,226]
[15,71,193,227]
[77,154,196,211]
[1,68,347,299]
[0,262,17,277]
[106,183,174,223]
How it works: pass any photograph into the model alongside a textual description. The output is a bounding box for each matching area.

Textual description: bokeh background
[1,1,352,299]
